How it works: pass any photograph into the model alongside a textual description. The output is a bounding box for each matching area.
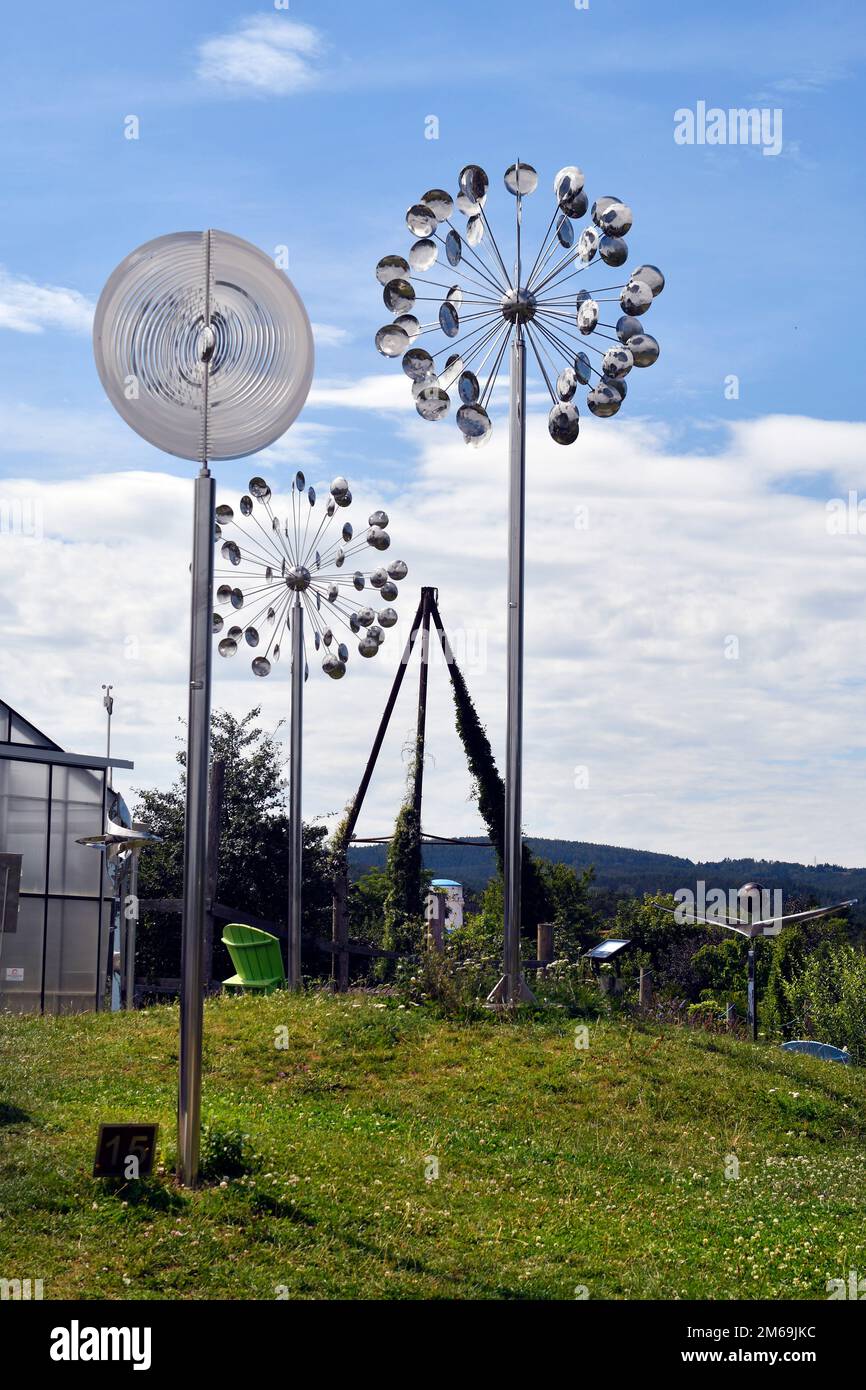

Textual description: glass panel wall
[0,895,45,1014]
[0,760,50,892]
[49,766,104,898]
[0,706,114,1015]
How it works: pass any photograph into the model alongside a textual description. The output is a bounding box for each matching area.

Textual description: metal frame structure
[330,586,504,990]
[375,163,664,1004]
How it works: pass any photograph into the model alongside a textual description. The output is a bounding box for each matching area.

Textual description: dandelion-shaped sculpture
[374,163,665,1005]
[213,471,408,988]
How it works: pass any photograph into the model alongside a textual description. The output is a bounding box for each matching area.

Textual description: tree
[134,708,331,981]
[780,943,866,1060]
[380,783,425,972]
[448,659,551,931]
[349,866,391,945]
[763,914,848,1037]
[540,861,601,954]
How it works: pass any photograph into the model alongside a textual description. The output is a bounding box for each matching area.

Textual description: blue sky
[2,0,866,864]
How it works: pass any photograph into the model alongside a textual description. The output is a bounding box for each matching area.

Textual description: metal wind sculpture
[374,163,664,1005]
[93,229,314,1185]
[662,884,857,1041]
[213,471,408,988]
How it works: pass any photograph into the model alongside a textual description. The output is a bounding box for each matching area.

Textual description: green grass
[1,992,865,1300]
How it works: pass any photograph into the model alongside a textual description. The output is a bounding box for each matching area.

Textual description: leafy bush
[533,959,607,1015]
[394,952,494,1018]
[198,1123,258,1181]
[781,944,866,1062]
[763,916,848,1037]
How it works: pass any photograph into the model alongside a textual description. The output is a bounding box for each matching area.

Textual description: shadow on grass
[100,1177,187,1213]
[249,1191,316,1224]
[0,1102,32,1128]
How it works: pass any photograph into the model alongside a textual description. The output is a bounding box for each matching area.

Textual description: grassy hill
[2,992,865,1300]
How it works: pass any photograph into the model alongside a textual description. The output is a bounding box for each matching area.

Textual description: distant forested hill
[348,836,866,924]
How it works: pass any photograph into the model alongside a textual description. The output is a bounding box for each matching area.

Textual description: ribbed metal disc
[93,229,314,462]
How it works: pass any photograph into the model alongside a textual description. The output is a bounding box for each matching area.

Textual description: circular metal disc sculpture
[214,471,407,985]
[93,229,314,1184]
[375,165,664,1005]
[94,230,313,461]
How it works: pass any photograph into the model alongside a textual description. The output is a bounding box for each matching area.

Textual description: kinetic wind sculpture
[374,162,664,1005]
[213,471,408,987]
[662,884,857,1041]
[93,229,314,1184]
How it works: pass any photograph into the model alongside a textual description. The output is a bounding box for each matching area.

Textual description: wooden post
[427,919,444,952]
[537,922,554,968]
[639,966,653,1008]
[426,888,445,952]
[726,1002,736,1030]
[411,588,432,825]
[203,757,225,992]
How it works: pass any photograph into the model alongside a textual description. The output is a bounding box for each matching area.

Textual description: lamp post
[375,163,665,1004]
[77,820,161,1011]
[93,229,314,1184]
[213,473,409,986]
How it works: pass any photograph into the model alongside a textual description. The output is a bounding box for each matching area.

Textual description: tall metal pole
[504,328,527,1006]
[125,848,139,1011]
[101,685,113,836]
[178,465,215,1187]
[287,595,303,989]
[488,328,534,1007]
[747,944,757,1041]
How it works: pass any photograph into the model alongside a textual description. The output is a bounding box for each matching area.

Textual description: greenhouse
[0,697,132,1014]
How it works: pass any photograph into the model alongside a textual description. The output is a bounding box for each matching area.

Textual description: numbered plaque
[93,1123,159,1178]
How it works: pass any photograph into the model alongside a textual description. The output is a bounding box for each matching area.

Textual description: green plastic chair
[221,923,286,994]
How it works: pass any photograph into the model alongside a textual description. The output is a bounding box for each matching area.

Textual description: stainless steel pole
[488,328,534,1007]
[505,328,528,1006]
[747,945,757,1041]
[288,595,303,989]
[125,848,139,1011]
[178,466,215,1186]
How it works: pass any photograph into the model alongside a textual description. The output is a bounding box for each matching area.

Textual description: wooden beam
[330,589,427,991]
[411,587,433,825]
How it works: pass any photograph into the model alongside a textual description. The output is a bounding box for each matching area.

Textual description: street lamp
[93,229,314,1184]
[213,472,408,988]
[374,163,665,1005]
[77,819,162,1011]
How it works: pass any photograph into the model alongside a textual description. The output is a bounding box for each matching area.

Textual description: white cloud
[196,16,323,95]
[260,420,341,468]
[308,374,411,412]
[4,413,866,867]
[0,267,94,335]
[311,323,351,349]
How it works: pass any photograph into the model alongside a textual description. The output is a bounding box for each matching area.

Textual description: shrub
[394,952,493,1019]
[198,1123,258,1181]
[781,944,866,1062]
[763,916,848,1038]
